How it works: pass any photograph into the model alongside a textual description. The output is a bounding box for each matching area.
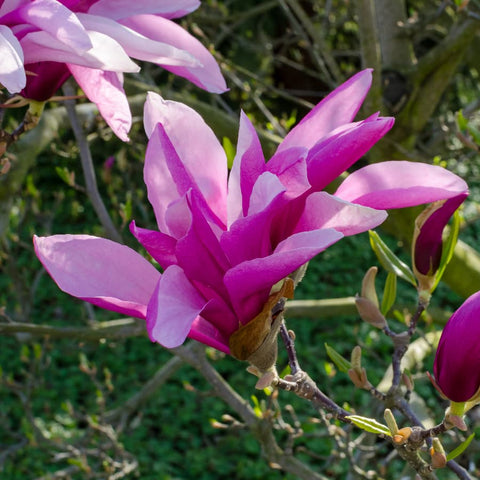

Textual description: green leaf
[432,210,460,292]
[381,272,397,315]
[250,395,263,418]
[223,136,236,169]
[55,166,74,186]
[346,415,391,436]
[324,343,351,373]
[369,231,416,286]
[446,433,475,461]
[456,110,468,131]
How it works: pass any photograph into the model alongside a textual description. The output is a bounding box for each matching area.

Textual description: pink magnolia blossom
[0,0,227,140]
[34,70,467,356]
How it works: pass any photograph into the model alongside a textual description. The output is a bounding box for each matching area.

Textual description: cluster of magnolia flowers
[2,0,479,423]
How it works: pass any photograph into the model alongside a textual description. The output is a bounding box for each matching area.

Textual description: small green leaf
[250,395,263,418]
[223,136,236,169]
[432,210,460,292]
[446,433,475,461]
[324,343,351,373]
[456,110,468,131]
[55,166,74,186]
[381,272,397,315]
[369,231,416,286]
[346,415,391,436]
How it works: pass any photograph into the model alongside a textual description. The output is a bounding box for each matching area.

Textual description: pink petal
[17,0,92,53]
[33,234,159,318]
[77,13,199,67]
[335,161,469,209]
[88,0,200,20]
[306,116,394,191]
[224,229,343,322]
[69,65,131,141]
[295,192,388,236]
[143,95,227,224]
[146,265,207,348]
[276,69,374,153]
[227,111,266,226]
[0,25,26,92]
[21,30,140,72]
[122,14,227,93]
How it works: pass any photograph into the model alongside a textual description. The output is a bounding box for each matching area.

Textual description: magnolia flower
[434,291,480,404]
[34,70,467,367]
[0,0,227,140]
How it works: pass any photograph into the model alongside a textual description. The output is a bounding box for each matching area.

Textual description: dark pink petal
[335,161,468,209]
[68,65,131,141]
[224,229,343,323]
[276,69,374,153]
[189,316,231,354]
[34,234,159,318]
[22,61,70,100]
[306,116,394,191]
[122,14,227,93]
[146,265,207,348]
[434,291,480,402]
[295,192,388,236]
[129,221,177,268]
[227,111,266,226]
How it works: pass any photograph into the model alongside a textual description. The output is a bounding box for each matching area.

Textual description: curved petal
[122,14,227,93]
[227,111,266,226]
[33,234,159,318]
[21,30,140,72]
[15,0,92,53]
[434,291,480,402]
[276,69,374,153]
[77,13,199,67]
[144,95,227,224]
[224,228,343,322]
[335,161,469,209]
[88,0,200,20]
[0,25,26,93]
[69,65,131,141]
[306,116,394,191]
[22,61,70,100]
[295,192,388,236]
[146,265,207,348]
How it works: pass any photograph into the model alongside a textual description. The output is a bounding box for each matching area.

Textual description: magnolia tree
[1,1,480,479]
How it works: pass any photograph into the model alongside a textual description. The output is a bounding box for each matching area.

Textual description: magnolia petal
[335,161,469,209]
[434,291,480,402]
[88,0,200,20]
[143,94,227,223]
[146,265,207,348]
[77,13,199,67]
[33,234,159,318]
[188,316,231,354]
[0,25,26,92]
[295,192,388,236]
[306,116,394,191]
[129,221,177,268]
[122,15,227,93]
[224,228,343,322]
[22,30,140,72]
[69,65,131,141]
[277,69,374,153]
[17,0,92,53]
[227,111,266,226]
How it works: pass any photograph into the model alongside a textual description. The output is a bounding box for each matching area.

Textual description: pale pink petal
[0,25,26,92]
[122,15,227,93]
[227,111,266,226]
[21,30,140,72]
[34,234,159,318]
[295,192,388,236]
[17,0,92,52]
[146,265,207,348]
[224,229,343,322]
[69,65,131,141]
[306,116,394,190]
[88,0,200,20]
[143,94,227,224]
[277,69,374,153]
[335,161,469,209]
[77,13,199,67]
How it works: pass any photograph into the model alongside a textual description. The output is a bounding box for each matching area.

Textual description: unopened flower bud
[392,427,412,445]
[429,438,447,469]
[384,408,399,435]
[348,346,373,389]
[361,267,380,308]
[355,296,387,329]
